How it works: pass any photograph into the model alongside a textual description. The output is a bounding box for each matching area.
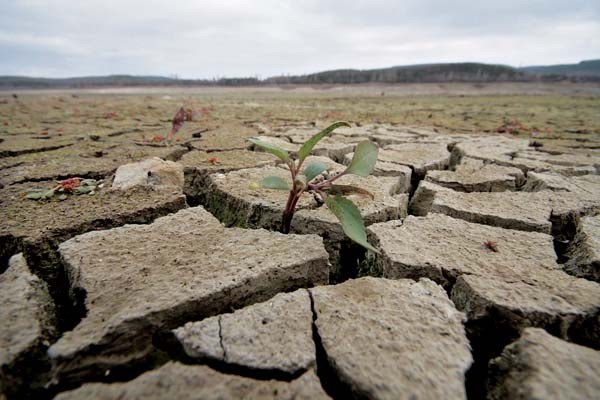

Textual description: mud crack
[307,289,354,400]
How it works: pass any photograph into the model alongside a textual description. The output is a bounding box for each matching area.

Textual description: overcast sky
[1,0,599,78]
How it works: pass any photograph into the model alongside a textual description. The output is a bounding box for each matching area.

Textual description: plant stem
[282,162,299,234]
[281,189,302,234]
[312,171,347,190]
[281,190,294,233]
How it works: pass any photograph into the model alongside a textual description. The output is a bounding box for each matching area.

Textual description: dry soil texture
[1,83,600,400]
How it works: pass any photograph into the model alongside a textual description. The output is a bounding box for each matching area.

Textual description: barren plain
[1,83,600,399]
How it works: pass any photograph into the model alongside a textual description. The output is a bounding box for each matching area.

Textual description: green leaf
[297,121,351,162]
[325,184,374,199]
[324,195,380,253]
[81,179,98,186]
[74,186,93,194]
[258,176,290,190]
[26,188,55,200]
[25,190,46,200]
[303,162,328,182]
[248,138,290,163]
[345,141,378,177]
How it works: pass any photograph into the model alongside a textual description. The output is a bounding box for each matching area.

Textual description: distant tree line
[266,63,527,84]
[1,60,598,89]
[0,75,262,89]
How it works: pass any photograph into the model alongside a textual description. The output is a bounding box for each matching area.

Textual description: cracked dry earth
[1,91,600,400]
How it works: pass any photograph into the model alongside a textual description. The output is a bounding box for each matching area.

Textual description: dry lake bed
[1,83,600,399]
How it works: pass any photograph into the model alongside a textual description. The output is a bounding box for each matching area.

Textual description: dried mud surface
[1,84,600,400]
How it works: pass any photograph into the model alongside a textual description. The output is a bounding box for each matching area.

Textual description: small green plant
[249,121,380,253]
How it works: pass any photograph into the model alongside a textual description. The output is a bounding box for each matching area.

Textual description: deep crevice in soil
[335,241,367,283]
[107,128,143,137]
[308,289,355,400]
[462,313,521,400]
[22,241,81,333]
[2,346,55,400]
[47,347,171,398]
[549,209,600,266]
[0,234,22,274]
[566,311,600,351]
[162,146,191,162]
[407,165,421,200]
[204,146,251,153]
[10,171,108,185]
[439,267,459,296]
[0,143,74,159]
[550,210,579,244]
[553,238,570,264]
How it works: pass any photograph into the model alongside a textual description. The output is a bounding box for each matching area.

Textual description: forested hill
[519,59,600,79]
[267,60,600,84]
[1,60,598,89]
[265,63,525,84]
[0,75,260,89]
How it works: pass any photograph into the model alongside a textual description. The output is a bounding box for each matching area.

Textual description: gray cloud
[0,0,598,78]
